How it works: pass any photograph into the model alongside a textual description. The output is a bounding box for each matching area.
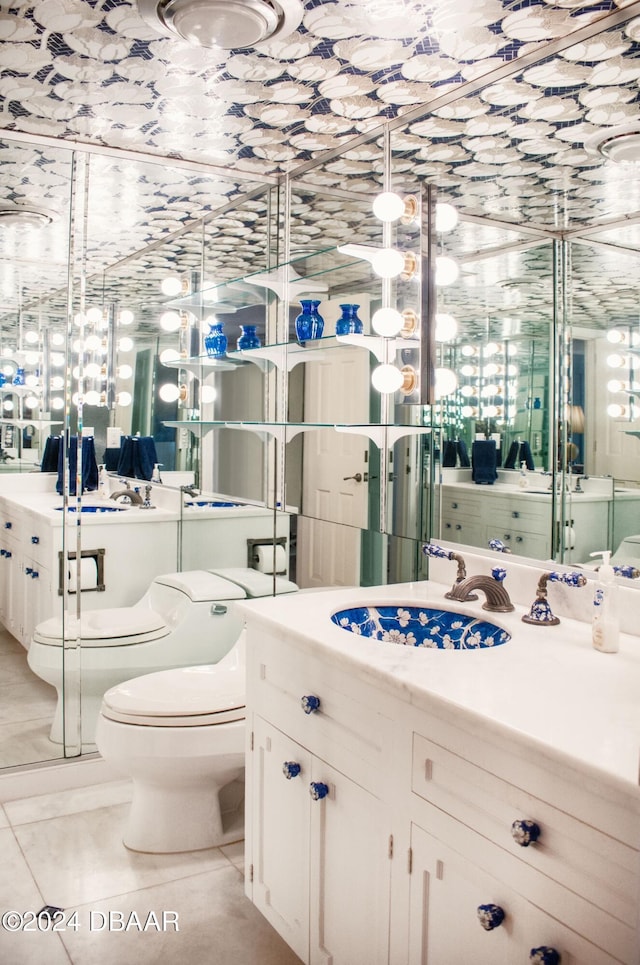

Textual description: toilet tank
[145,570,248,623]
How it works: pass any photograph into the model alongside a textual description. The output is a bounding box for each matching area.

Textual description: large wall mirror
[4,5,640,769]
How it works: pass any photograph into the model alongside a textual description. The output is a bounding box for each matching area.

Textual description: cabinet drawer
[248,636,392,794]
[412,734,639,944]
[23,515,51,566]
[490,501,551,537]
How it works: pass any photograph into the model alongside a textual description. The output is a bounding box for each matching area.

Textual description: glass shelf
[0,418,62,430]
[165,420,432,447]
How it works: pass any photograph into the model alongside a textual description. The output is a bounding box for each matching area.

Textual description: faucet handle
[613,564,640,579]
[489,538,511,554]
[422,543,455,561]
[547,571,587,588]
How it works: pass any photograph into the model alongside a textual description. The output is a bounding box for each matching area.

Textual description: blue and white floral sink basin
[54,505,128,513]
[184,500,240,509]
[331,605,511,651]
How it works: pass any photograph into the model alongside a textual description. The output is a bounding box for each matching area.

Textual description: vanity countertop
[1,490,180,523]
[240,580,640,797]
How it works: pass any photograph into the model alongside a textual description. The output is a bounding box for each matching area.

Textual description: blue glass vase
[204,321,227,358]
[237,324,261,351]
[295,300,324,343]
[12,367,25,386]
[335,303,364,336]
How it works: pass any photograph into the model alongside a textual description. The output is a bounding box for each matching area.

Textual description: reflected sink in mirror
[184,500,241,509]
[54,505,129,513]
[331,605,511,650]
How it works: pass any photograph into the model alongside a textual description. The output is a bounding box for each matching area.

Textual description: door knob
[343,473,363,482]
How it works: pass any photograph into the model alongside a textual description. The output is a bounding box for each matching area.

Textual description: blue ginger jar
[335,303,364,336]
[204,321,227,358]
[295,300,324,343]
[237,325,261,351]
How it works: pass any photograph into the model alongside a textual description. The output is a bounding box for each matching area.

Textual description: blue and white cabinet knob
[511,819,541,847]
[309,782,329,801]
[530,947,560,964]
[282,761,301,780]
[301,695,321,715]
[476,903,505,930]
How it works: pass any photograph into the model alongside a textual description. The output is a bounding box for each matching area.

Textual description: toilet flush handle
[210,604,227,615]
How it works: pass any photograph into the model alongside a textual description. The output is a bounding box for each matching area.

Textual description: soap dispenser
[518,460,529,490]
[97,464,108,499]
[589,551,620,653]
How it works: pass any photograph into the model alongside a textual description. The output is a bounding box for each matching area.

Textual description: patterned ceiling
[2,0,640,338]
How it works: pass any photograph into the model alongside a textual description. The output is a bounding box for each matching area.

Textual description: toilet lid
[211,567,298,598]
[101,664,245,727]
[154,570,247,602]
[33,609,170,647]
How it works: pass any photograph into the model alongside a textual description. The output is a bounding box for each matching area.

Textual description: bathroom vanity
[242,569,640,964]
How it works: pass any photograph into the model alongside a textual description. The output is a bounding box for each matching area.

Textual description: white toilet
[95,634,248,853]
[28,567,296,746]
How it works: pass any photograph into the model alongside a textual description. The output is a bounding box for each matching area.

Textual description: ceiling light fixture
[138,0,302,49]
[585,124,640,164]
[0,203,58,229]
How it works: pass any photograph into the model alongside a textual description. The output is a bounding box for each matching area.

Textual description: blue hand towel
[103,447,121,471]
[134,436,158,481]
[117,436,135,478]
[456,439,470,468]
[503,440,519,470]
[519,440,535,471]
[472,440,498,485]
[56,436,98,494]
[41,435,60,472]
[442,440,457,468]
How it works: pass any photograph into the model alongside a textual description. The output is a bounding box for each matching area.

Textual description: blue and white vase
[204,321,227,358]
[295,300,324,343]
[335,303,364,336]
[237,324,261,351]
[12,367,25,386]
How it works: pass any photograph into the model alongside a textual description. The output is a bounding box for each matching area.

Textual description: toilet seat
[101,664,245,727]
[33,609,171,648]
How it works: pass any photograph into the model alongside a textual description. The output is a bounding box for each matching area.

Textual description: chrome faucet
[573,474,589,493]
[445,567,515,613]
[110,482,144,505]
[181,484,199,498]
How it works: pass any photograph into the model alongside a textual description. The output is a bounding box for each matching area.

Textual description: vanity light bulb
[606,329,625,344]
[71,391,80,406]
[51,332,65,347]
[371,364,404,394]
[24,394,39,408]
[435,312,458,342]
[161,275,182,296]
[51,352,65,367]
[372,307,404,337]
[460,344,476,358]
[484,342,501,357]
[159,348,181,365]
[461,405,477,418]
[160,311,182,332]
[83,390,101,406]
[51,376,64,390]
[484,404,499,418]
[84,362,101,379]
[435,367,457,399]
[460,385,476,398]
[607,379,628,393]
[117,364,133,380]
[200,385,217,404]
[119,309,135,326]
[372,192,405,222]
[24,351,39,366]
[435,202,458,233]
[3,399,13,412]
[73,312,86,327]
[607,403,626,418]
[51,396,64,410]
[118,337,134,353]
[159,382,182,403]
[371,248,406,279]
[460,364,477,378]
[507,363,518,377]
[483,362,499,378]
[24,330,39,345]
[72,365,80,380]
[117,391,132,407]
[24,374,39,388]
[72,338,83,354]
[435,256,459,286]
[607,353,626,369]
[86,307,103,325]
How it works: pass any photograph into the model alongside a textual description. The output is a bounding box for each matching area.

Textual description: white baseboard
[0,754,121,803]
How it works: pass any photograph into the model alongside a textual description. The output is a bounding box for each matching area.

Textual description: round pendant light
[584,123,640,164]
[137,0,303,49]
[0,203,58,229]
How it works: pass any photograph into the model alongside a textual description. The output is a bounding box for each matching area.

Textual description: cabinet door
[251,717,311,963]
[309,758,390,965]
[20,558,51,648]
[408,823,520,965]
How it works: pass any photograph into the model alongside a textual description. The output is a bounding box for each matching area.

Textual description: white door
[297,339,371,588]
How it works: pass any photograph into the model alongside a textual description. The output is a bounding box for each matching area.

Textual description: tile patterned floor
[0,780,302,965]
[0,626,62,769]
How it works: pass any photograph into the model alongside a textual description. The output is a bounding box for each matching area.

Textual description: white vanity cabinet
[243,598,640,965]
[246,631,393,965]
[0,499,22,636]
